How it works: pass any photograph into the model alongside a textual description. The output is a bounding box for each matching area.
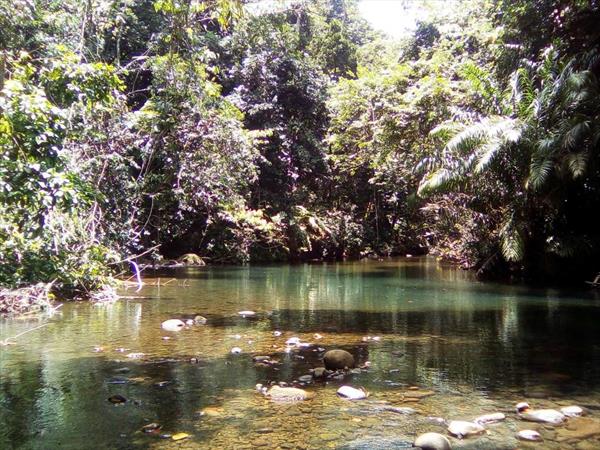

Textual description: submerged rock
[337,386,368,400]
[555,417,600,442]
[161,319,185,332]
[517,429,542,441]
[340,437,415,449]
[194,315,207,324]
[107,394,127,404]
[323,349,355,370]
[264,385,314,402]
[312,367,329,379]
[414,432,452,450]
[383,406,416,415]
[447,420,486,438]
[298,374,313,383]
[474,412,506,425]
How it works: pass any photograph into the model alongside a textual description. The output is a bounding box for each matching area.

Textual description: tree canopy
[1,0,599,296]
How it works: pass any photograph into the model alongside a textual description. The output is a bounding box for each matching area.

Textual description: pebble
[517,429,542,441]
[273,331,282,337]
[194,315,207,324]
[231,347,242,354]
[238,310,256,317]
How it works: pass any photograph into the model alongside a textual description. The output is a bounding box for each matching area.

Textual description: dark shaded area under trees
[1,0,600,301]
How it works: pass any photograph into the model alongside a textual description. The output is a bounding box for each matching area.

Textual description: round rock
[323,349,355,370]
[161,319,185,332]
[414,432,452,450]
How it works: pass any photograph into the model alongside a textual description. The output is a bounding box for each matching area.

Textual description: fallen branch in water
[0,322,50,346]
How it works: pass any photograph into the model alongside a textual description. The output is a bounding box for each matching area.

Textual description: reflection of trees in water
[3,260,600,447]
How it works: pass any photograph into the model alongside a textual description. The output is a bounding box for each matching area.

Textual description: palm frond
[510,67,536,117]
[500,217,525,262]
[562,120,590,150]
[475,140,502,173]
[417,168,460,197]
[565,151,588,178]
[445,121,488,154]
[429,121,464,141]
[528,155,554,190]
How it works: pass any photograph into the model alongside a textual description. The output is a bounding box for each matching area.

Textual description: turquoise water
[2,257,600,449]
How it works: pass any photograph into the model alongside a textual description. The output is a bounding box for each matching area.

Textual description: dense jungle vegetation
[1,0,600,300]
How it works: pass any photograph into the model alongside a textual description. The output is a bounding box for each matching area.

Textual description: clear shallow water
[2,257,600,449]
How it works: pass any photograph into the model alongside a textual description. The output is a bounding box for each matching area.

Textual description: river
[2,257,600,449]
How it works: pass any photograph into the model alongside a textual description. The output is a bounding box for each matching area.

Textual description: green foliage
[0,48,122,293]
[2,0,600,296]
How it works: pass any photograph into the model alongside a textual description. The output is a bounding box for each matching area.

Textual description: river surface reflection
[2,257,600,449]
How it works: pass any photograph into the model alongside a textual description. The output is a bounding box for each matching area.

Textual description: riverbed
[2,257,600,449]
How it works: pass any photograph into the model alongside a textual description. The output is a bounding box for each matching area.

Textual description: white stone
[337,385,368,400]
[230,347,242,354]
[286,337,301,346]
[413,432,452,450]
[161,319,185,331]
[517,429,542,441]
[447,420,486,438]
[561,405,584,417]
[519,408,565,425]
